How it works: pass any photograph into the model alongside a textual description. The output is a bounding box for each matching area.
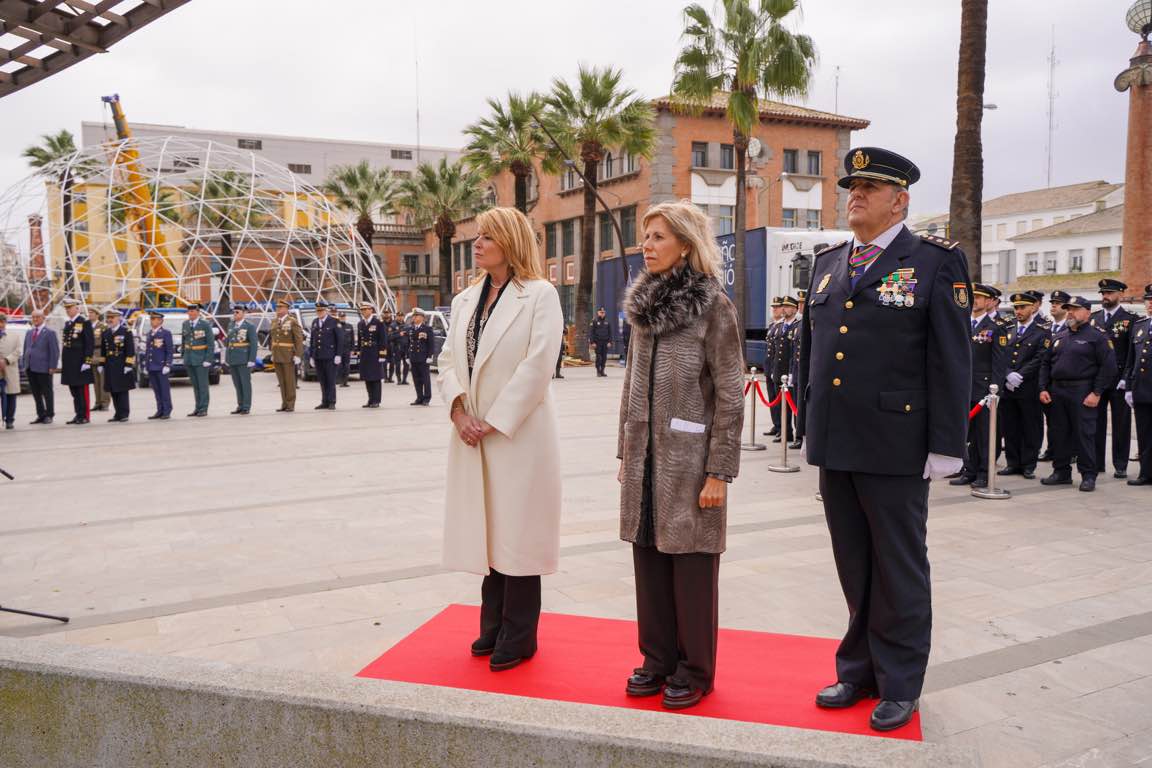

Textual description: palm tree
[672,0,817,336]
[23,130,93,298]
[463,92,550,213]
[398,158,487,302]
[949,0,988,280]
[322,160,399,256]
[545,65,655,360]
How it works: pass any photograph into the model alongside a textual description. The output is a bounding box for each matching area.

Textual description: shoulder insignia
[1044,338,1051,348]
[815,240,847,257]
[952,282,969,308]
[919,233,959,250]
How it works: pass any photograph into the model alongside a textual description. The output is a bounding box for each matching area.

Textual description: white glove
[80,363,91,372]
[923,453,964,480]
[124,366,132,374]
[162,366,170,375]
[293,356,301,365]
[1006,372,1023,390]
[1126,391,1134,407]
[97,366,103,374]
[247,361,255,368]
[202,361,211,368]
[334,356,342,366]
[1117,380,1126,391]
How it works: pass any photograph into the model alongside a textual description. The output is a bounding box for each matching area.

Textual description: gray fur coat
[617,265,745,554]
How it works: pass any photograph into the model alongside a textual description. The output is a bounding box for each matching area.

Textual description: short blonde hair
[474,207,546,284]
[641,200,723,279]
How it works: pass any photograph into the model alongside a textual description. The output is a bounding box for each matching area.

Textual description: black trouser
[384,350,395,381]
[1001,394,1043,473]
[1094,388,1131,474]
[593,342,609,374]
[364,379,381,405]
[410,360,431,402]
[396,354,409,383]
[68,383,89,420]
[766,378,782,431]
[963,398,990,479]
[0,381,15,424]
[479,569,541,657]
[632,544,720,693]
[109,390,130,419]
[1134,403,1152,480]
[1049,381,1098,479]
[338,356,350,386]
[819,468,931,701]
[315,358,337,405]
[27,371,53,418]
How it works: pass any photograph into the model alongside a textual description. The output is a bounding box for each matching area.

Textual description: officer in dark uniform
[951,284,1007,488]
[100,306,136,422]
[798,147,971,732]
[998,292,1051,479]
[60,297,94,424]
[1089,278,1135,479]
[310,301,341,409]
[590,307,614,377]
[408,307,433,405]
[144,310,173,419]
[763,298,784,436]
[1123,283,1152,485]
[380,309,398,382]
[395,317,411,385]
[357,302,387,408]
[336,311,353,387]
[1038,290,1072,462]
[774,295,800,444]
[1039,296,1117,492]
[88,307,111,412]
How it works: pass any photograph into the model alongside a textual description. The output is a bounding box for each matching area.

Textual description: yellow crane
[101,93,181,307]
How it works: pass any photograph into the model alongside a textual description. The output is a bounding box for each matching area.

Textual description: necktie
[1017,324,1024,336]
[849,244,882,289]
[971,319,978,332]
[33,328,40,344]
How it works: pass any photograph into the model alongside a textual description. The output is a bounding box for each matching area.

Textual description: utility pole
[1045,26,1058,187]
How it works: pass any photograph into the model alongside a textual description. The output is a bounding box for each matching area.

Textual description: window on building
[483,186,497,207]
[287,163,312,175]
[1097,246,1113,271]
[452,243,461,272]
[549,263,558,283]
[996,223,1007,240]
[720,144,734,170]
[627,152,637,173]
[1069,249,1084,273]
[782,208,798,228]
[546,223,557,259]
[464,241,473,270]
[782,149,799,174]
[561,219,576,256]
[1043,251,1057,274]
[562,167,577,190]
[1118,245,1123,268]
[717,205,734,236]
[604,152,614,178]
[692,142,708,168]
[982,224,993,239]
[391,149,413,160]
[620,206,637,247]
[237,138,262,150]
[565,262,575,282]
[599,212,613,252]
[1016,220,1027,234]
[456,274,463,290]
[806,209,821,230]
[1053,215,1065,224]
[1032,218,1044,231]
[1025,252,1039,275]
[405,254,421,274]
[807,151,822,175]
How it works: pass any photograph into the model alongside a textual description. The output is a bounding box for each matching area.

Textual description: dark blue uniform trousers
[1094,389,1131,475]
[819,468,932,701]
[410,360,431,403]
[149,370,171,416]
[1050,381,1099,479]
[316,358,337,405]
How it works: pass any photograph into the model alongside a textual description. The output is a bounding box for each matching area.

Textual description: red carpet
[357,604,921,740]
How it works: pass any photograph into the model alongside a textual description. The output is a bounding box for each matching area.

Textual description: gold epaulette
[815,240,847,257]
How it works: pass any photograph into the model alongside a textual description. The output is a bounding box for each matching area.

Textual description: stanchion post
[972,384,1010,500]
[742,367,767,452]
[769,374,800,473]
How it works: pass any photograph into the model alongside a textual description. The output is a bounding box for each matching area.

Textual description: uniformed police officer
[1039,296,1117,492]
[60,297,94,425]
[951,284,1007,488]
[144,310,173,419]
[798,147,971,732]
[100,306,136,422]
[1038,289,1072,462]
[380,308,398,382]
[998,292,1051,479]
[182,303,214,417]
[336,311,354,387]
[1123,283,1152,485]
[270,299,303,412]
[408,307,433,405]
[590,307,614,377]
[774,296,800,445]
[763,298,784,436]
[225,303,258,414]
[357,302,387,408]
[1090,278,1135,479]
[310,301,342,409]
[394,317,410,385]
[88,307,110,412]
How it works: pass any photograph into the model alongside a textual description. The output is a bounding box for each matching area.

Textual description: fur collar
[624,264,722,336]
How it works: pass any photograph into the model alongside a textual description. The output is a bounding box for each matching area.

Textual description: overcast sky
[0,0,1136,219]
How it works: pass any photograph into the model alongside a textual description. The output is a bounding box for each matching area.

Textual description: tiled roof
[1010,204,1124,241]
[654,93,869,130]
[984,181,1122,217]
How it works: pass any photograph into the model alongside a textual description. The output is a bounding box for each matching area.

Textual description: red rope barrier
[968,402,983,420]
[756,380,780,408]
[783,390,798,416]
[744,380,753,396]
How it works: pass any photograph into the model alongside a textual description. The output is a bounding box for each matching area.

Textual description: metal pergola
[0,0,190,99]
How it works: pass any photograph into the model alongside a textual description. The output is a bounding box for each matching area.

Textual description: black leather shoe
[1114,470,1128,480]
[765,427,780,437]
[362,403,372,408]
[158,414,170,420]
[1022,469,1036,480]
[771,436,783,443]
[230,409,243,415]
[187,411,200,417]
[626,668,665,697]
[75,418,89,425]
[314,404,327,410]
[29,417,43,425]
[816,682,875,709]
[4,422,12,430]
[949,475,975,486]
[1041,473,1072,486]
[410,400,423,406]
[368,403,380,408]
[870,699,918,731]
[971,477,988,489]
[661,676,703,710]
[147,413,162,420]
[276,407,288,412]
[489,650,533,671]
[1079,477,1096,492]
[788,440,803,450]
[470,635,497,657]
[195,411,207,417]
[997,467,1023,476]
[1128,476,1150,486]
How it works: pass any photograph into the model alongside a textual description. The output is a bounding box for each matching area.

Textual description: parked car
[130,309,222,388]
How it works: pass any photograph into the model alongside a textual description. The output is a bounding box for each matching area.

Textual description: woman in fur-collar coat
[617,200,745,710]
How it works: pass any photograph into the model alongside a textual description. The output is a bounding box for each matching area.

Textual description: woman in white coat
[438,206,564,671]
[0,313,21,429]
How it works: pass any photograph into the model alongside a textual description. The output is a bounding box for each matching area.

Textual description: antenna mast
[1045,26,1058,187]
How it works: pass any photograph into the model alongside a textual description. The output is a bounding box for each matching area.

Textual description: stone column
[1116,39,1152,293]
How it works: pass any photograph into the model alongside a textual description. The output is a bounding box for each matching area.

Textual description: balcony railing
[387,273,437,289]
[373,223,425,240]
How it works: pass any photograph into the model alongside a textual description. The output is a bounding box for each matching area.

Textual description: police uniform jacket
[225,320,258,367]
[1124,316,1152,404]
[798,227,972,476]
[775,320,799,385]
[338,321,354,361]
[1002,320,1050,399]
[764,320,782,376]
[60,314,94,386]
[145,327,174,372]
[309,315,340,361]
[182,317,215,366]
[409,322,433,362]
[357,316,387,381]
[590,318,614,345]
[101,323,136,392]
[90,321,107,364]
[1090,306,1135,380]
[969,314,1007,400]
[1039,324,1116,394]
[270,314,303,364]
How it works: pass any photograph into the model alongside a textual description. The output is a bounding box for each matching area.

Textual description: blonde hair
[641,200,723,279]
[474,207,546,285]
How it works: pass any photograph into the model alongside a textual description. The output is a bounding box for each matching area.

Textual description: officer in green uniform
[226,303,259,414]
[182,303,214,417]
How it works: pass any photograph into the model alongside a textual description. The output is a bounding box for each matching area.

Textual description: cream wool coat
[0,327,21,393]
[437,277,564,576]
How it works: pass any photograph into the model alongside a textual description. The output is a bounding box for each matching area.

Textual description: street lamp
[1128,0,1152,40]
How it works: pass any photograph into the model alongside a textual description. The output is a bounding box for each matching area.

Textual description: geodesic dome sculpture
[0,137,394,316]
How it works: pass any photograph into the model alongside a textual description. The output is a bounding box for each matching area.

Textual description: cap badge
[852,150,870,170]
